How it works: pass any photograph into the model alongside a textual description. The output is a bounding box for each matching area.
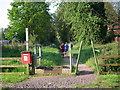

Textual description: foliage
[5,1,55,45]
[2,44,25,57]
[53,15,71,43]
[0,28,8,40]
[105,30,114,43]
[111,2,120,22]
[29,34,38,45]
[55,2,108,45]
[104,2,118,22]
[0,29,4,40]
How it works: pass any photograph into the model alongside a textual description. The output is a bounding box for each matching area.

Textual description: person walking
[64,42,69,56]
[59,43,64,56]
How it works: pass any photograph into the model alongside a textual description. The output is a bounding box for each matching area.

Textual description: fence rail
[97,55,120,59]
[0,57,21,60]
[100,72,120,74]
[97,55,120,74]
[0,57,28,74]
[0,72,25,74]
[99,64,120,66]
[0,65,27,68]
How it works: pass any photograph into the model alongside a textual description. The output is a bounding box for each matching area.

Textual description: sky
[0,0,13,28]
[0,0,58,29]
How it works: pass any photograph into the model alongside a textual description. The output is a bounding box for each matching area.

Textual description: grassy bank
[72,42,120,88]
[73,74,119,88]
[1,45,63,83]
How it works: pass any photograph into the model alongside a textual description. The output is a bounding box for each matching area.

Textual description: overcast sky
[0,0,58,28]
[0,0,13,28]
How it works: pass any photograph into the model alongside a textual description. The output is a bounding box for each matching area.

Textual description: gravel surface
[2,57,97,88]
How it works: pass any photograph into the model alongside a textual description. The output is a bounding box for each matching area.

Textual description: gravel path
[2,56,97,88]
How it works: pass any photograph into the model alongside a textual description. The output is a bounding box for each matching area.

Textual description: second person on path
[64,42,69,56]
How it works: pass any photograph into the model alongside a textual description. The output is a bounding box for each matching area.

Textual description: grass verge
[1,74,29,83]
[72,74,120,88]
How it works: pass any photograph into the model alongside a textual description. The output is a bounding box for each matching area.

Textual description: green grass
[2,67,26,72]
[1,59,27,72]
[42,47,64,66]
[73,84,100,88]
[1,60,23,65]
[1,74,29,83]
[1,45,64,83]
[29,46,64,66]
[73,42,119,72]
[73,74,120,88]
[72,42,120,88]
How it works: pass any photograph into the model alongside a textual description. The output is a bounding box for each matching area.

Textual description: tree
[0,28,4,40]
[5,1,54,45]
[0,28,7,40]
[104,2,118,23]
[55,2,108,44]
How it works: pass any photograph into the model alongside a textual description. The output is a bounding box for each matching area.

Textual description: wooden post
[118,42,120,55]
[69,43,72,73]
[34,46,37,67]
[26,28,29,74]
[102,48,106,72]
[31,56,35,75]
[39,46,42,66]
[39,46,41,57]
[75,41,83,74]
[102,48,105,63]
[38,46,40,66]
[102,49,105,56]
[26,28,29,51]
[26,64,29,74]
[91,40,99,74]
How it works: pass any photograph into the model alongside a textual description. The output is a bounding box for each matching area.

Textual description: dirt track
[2,56,97,88]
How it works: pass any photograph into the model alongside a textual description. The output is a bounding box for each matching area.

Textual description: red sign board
[21,52,32,64]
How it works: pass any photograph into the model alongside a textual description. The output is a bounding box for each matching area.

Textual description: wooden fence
[97,55,120,74]
[0,57,28,74]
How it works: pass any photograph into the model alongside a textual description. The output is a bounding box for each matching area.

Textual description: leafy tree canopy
[104,2,118,23]
[55,2,108,44]
[6,1,54,45]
